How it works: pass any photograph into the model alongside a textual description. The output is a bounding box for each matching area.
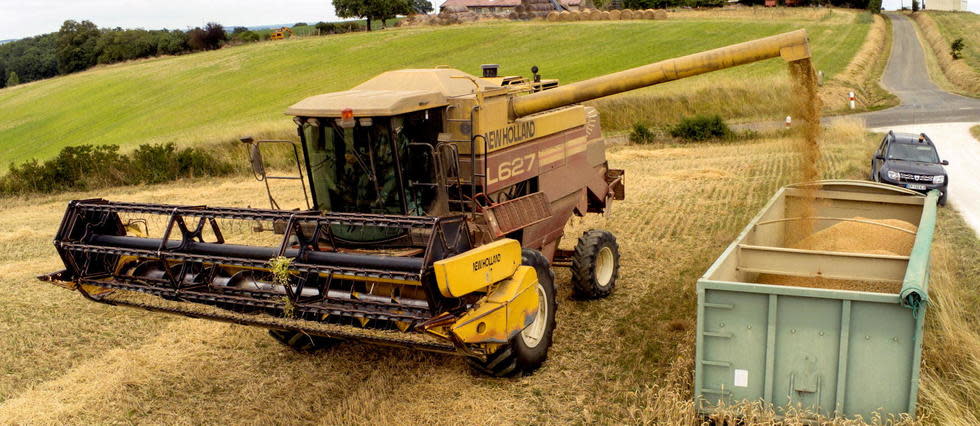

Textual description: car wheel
[939,192,947,207]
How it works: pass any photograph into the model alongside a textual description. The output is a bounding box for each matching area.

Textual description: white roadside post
[785,115,792,128]
[849,91,856,110]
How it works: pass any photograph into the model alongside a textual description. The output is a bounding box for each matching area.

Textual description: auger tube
[510,29,812,118]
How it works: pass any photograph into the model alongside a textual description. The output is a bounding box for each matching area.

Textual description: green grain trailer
[695,180,937,420]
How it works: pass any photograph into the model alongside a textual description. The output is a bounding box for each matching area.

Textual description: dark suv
[870,131,949,206]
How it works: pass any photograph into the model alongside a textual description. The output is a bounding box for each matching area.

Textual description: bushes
[628,115,735,144]
[314,21,362,35]
[0,143,232,195]
[629,123,656,144]
[950,38,964,60]
[670,115,732,142]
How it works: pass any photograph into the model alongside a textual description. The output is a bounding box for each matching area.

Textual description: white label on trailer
[733,369,749,388]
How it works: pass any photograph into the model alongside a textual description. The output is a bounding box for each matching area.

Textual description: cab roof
[285,69,493,118]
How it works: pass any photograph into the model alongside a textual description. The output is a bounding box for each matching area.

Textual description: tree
[56,20,100,74]
[950,38,965,60]
[411,0,433,14]
[334,0,373,31]
[867,0,882,13]
[6,70,18,86]
[333,0,412,30]
[204,22,228,48]
[912,0,919,11]
[187,22,227,51]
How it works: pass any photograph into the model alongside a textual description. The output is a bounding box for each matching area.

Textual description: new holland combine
[41,30,812,376]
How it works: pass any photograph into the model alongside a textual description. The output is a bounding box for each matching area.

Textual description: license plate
[907,184,927,190]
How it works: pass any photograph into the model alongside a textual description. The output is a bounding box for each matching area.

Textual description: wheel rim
[595,246,615,288]
[520,283,548,348]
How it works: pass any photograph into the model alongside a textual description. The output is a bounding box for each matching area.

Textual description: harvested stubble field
[0,120,977,424]
[0,8,875,167]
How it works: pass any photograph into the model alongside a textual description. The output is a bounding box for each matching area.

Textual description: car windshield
[887,143,939,163]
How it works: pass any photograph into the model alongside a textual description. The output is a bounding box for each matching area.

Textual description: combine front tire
[468,249,557,377]
[570,229,620,299]
[268,329,340,352]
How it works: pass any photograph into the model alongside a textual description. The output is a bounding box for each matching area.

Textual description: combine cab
[42,30,812,376]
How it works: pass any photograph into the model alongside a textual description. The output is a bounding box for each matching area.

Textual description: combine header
[42,30,812,376]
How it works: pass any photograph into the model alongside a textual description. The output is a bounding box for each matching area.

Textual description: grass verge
[910,12,980,97]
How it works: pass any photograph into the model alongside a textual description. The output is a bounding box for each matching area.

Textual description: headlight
[933,175,945,184]
[887,170,900,180]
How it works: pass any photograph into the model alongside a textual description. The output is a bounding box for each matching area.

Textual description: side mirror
[249,143,266,177]
[941,160,949,165]
[875,154,884,160]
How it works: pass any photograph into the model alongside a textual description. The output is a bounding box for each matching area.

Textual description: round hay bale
[546,11,560,21]
[642,9,656,19]
[654,9,667,20]
[608,9,621,20]
[620,9,634,20]
[569,11,582,21]
[599,10,611,20]
[588,9,602,20]
[558,10,571,21]
[508,11,521,20]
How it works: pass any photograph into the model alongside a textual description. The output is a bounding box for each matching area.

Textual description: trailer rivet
[819,331,824,336]
[747,325,752,330]
[719,322,725,328]
[866,336,871,340]
[791,329,796,334]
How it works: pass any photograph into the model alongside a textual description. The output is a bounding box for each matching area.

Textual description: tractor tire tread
[570,229,620,299]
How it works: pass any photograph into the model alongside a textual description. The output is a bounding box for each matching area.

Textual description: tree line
[0,0,434,90]
[0,20,231,88]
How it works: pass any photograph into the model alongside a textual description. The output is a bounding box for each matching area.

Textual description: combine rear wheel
[268,329,341,352]
[570,229,620,299]
[468,249,557,377]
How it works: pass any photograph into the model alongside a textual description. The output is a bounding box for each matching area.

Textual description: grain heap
[757,217,918,293]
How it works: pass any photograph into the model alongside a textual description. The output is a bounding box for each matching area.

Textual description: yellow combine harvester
[41,30,812,376]
[270,27,292,40]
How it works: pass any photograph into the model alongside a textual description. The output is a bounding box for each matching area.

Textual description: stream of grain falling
[788,58,823,238]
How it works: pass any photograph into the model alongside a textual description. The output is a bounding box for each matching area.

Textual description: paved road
[850,13,980,127]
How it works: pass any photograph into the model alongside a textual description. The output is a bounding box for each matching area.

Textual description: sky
[0,0,977,40]
[0,0,341,40]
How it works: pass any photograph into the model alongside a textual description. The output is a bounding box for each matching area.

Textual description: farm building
[924,0,968,11]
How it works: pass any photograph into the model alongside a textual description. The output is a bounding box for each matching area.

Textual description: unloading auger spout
[509,29,812,118]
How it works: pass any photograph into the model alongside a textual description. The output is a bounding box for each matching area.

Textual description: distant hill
[0,39,16,45]
[0,11,872,165]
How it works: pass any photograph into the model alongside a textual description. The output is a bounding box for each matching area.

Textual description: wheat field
[0,119,975,424]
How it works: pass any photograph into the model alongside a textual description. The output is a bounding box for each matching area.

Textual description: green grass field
[0,9,870,167]
[926,11,979,72]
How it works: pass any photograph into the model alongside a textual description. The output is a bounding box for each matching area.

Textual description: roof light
[341,108,354,120]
